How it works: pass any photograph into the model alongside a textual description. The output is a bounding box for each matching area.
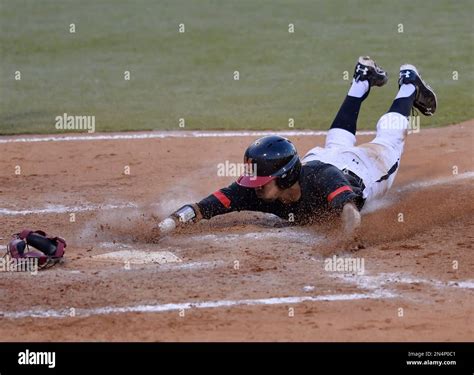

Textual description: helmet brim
[236,175,275,188]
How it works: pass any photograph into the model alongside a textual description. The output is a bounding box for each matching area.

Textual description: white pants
[302,112,408,203]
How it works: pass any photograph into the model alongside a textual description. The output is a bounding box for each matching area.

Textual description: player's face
[255,180,281,202]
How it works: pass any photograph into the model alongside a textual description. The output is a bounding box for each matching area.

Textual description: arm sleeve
[316,165,361,212]
[196,182,262,220]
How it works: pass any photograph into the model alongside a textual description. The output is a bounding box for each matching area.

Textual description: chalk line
[0,290,394,319]
[0,202,137,216]
[0,130,376,144]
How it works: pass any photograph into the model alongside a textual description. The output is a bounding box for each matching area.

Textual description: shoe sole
[356,56,388,87]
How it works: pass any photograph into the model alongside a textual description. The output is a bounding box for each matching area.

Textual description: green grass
[1,0,473,134]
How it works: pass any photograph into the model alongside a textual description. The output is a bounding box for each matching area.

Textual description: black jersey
[196,160,365,225]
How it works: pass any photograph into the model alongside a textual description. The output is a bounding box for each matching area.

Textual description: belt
[342,168,366,191]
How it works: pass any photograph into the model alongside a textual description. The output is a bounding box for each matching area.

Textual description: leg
[329,80,369,135]
[361,85,415,199]
[369,83,416,154]
[325,82,368,149]
[370,62,438,156]
[325,56,388,150]
[360,63,436,202]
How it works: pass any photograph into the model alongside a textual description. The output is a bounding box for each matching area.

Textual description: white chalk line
[2,263,471,319]
[448,280,474,289]
[0,202,137,216]
[0,130,376,144]
[329,272,474,292]
[0,290,395,319]
[2,273,471,319]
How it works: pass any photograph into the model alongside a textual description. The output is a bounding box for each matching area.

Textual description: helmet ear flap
[275,177,287,189]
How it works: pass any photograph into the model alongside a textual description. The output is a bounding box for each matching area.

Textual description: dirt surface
[0,121,473,341]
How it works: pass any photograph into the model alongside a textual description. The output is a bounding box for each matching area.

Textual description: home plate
[92,250,182,265]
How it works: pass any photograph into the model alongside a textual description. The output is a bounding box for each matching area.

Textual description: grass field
[1,0,473,134]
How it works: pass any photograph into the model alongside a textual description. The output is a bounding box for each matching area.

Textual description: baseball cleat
[353,56,388,87]
[399,64,437,116]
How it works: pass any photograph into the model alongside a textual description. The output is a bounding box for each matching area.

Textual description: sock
[396,83,416,99]
[329,80,371,135]
[389,84,416,116]
[348,79,370,98]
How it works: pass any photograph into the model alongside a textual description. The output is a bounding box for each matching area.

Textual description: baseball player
[157,56,437,236]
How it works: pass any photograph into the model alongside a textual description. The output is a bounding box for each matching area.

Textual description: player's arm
[316,164,363,233]
[316,164,362,210]
[156,182,256,235]
[195,182,258,219]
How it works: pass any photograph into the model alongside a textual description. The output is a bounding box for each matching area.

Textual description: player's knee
[376,112,408,133]
[325,128,357,149]
[373,113,408,149]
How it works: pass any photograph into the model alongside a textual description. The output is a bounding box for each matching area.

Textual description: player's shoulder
[301,160,346,186]
[301,159,335,174]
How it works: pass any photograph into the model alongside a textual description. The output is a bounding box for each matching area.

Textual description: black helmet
[237,135,301,189]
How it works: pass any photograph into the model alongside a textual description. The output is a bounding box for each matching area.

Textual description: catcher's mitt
[5,229,66,270]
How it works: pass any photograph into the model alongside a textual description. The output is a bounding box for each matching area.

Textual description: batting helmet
[237,135,301,189]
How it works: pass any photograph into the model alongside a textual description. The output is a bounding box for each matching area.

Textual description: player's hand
[154,204,202,236]
[341,202,361,235]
